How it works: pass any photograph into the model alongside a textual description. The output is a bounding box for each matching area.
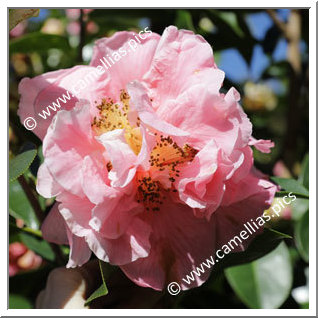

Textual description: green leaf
[290,198,309,221]
[218,11,244,37]
[213,228,291,271]
[9,9,39,31]
[9,294,32,309]
[271,177,309,198]
[9,180,39,229]
[9,220,42,238]
[275,191,309,200]
[225,242,292,309]
[295,210,309,262]
[9,150,37,182]
[85,261,108,305]
[19,232,55,262]
[10,32,71,55]
[298,154,309,190]
[175,10,196,31]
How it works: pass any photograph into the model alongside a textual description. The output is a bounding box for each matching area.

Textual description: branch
[266,9,289,40]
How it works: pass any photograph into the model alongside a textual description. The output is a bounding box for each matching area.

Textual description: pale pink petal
[18,66,107,140]
[177,140,225,210]
[81,154,110,205]
[58,192,94,237]
[43,101,102,197]
[90,31,160,98]
[157,85,252,151]
[127,81,188,137]
[66,230,91,268]
[97,129,137,188]
[143,26,223,110]
[36,162,62,198]
[121,200,216,290]
[86,217,152,265]
[89,193,142,239]
[249,137,275,153]
[221,167,277,207]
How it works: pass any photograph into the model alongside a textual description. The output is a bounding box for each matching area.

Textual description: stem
[266,9,289,39]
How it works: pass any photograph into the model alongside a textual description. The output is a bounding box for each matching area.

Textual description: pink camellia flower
[18,26,276,290]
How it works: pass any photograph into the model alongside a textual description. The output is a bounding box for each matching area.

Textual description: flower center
[92,89,142,155]
[137,135,197,211]
[92,90,198,212]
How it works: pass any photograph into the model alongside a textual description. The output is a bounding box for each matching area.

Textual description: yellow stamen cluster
[138,135,197,211]
[92,90,142,155]
[91,90,198,212]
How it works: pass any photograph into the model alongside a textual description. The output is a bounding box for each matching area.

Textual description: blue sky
[218,9,291,85]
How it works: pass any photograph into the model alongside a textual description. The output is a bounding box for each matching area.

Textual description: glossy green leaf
[275,191,309,200]
[218,11,244,37]
[85,261,108,305]
[298,154,309,190]
[10,32,71,55]
[271,177,309,198]
[9,150,37,182]
[175,10,196,31]
[295,210,309,262]
[19,232,55,262]
[213,228,291,271]
[9,294,32,309]
[290,197,309,221]
[9,180,39,229]
[225,242,292,309]
[9,9,39,31]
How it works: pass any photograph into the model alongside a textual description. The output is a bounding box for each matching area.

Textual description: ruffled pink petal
[66,230,91,268]
[89,192,142,240]
[43,101,102,197]
[90,31,160,98]
[143,26,223,110]
[18,66,107,140]
[177,140,225,210]
[249,137,275,153]
[156,85,252,152]
[127,81,188,137]
[41,203,68,245]
[226,146,254,184]
[81,154,110,205]
[221,167,277,207]
[135,125,157,170]
[121,174,276,291]
[57,192,94,238]
[36,162,62,198]
[121,200,216,290]
[97,129,138,188]
[86,217,152,265]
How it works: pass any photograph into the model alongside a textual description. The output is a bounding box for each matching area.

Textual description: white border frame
[2,1,316,316]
